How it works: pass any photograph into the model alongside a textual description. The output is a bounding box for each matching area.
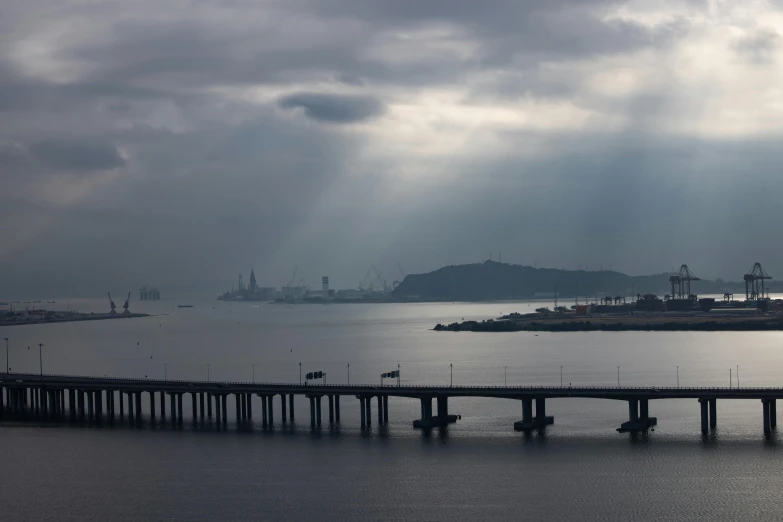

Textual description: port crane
[744,262,772,300]
[668,264,700,299]
[123,292,131,315]
[284,266,298,298]
[108,293,117,314]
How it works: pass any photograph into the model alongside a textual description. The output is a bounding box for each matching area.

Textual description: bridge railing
[2,372,783,392]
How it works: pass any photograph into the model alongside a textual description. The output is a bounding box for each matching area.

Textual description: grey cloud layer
[0,0,780,298]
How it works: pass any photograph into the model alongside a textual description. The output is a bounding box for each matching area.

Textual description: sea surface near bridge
[2,298,783,521]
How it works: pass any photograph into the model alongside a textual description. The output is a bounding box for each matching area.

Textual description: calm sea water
[2,298,783,521]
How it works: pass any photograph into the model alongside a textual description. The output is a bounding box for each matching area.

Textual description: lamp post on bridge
[617,366,620,387]
[251,363,256,383]
[504,366,508,386]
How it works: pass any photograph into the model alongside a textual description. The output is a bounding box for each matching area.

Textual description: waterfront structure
[0,373,780,438]
[139,287,161,300]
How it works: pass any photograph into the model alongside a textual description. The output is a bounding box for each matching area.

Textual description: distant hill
[392,261,770,301]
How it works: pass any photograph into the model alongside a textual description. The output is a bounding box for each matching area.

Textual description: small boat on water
[178,304,194,308]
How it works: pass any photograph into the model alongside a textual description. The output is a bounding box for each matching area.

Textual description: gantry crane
[744,263,772,301]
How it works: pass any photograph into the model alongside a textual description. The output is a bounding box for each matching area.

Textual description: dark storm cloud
[0,0,779,299]
[278,92,385,123]
[28,140,125,171]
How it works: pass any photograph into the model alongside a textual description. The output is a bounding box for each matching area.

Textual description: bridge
[1,372,781,437]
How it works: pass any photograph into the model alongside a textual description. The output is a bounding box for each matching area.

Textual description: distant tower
[249,269,257,291]
[238,273,244,291]
[322,276,329,296]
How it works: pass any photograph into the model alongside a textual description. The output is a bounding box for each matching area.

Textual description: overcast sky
[2,0,783,297]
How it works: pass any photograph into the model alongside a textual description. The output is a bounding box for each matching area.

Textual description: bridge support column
[289,394,295,421]
[709,399,717,430]
[191,393,197,424]
[69,390,76,421]
[159,391,165,422]
[127,392,133,424]
[87,391,94,421]
[414,395,457,429]
[207,393,213,419]
[246,394,252,422]
[280,394,287,423]
[515,397,554,431]
[359,397,366,427]
[309,396,315,428]
[221,394,227,427]
[770,399,777,429]
[335,395,340,423]
[178,394,184,425]
[214,394,221,429]
[108,390,115,422]
[700,398,709,433]
[365,395,372,426]
[316,395,322,426]
[118,391,124,421]
[169,393,176,425]
[0,386,4,419]
[328,395,334,424]
[618,399,656,433]
[763,399,772,436]
[150,391,156,421]
[136,392,143,424]
[267,395,273,425]
[200,393,205,421]
[378,396,383,424]
[95,390,103,422]
[383,396,388,424]
[235,394,242,424]
[261,395,268,427]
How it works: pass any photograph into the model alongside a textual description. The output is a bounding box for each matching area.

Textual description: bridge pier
[178,393,184,425]
[414,396,458,429]
[316,395,322,426]
[618,399,657,433]
[200,393,205,421]
[95,390,103,422]
[118,391,123,422]
[280,394,287,423]
[365,395,372,426]
[328,395,334,424]
[221,394,228,427]
[267,395,274,426]
[289,393,295,421]
[359,397,366,427]
[150,391,156,421]
[208,393,213,420]
[246,394,252,422]
[309,396,315,428]
[335,395,340,423]
[261,395,268,427]
[235,394,241,424]
[698,398,718,433]
[136,392,143,424]
[514,397,554,431]
[377,396,383,424]
[192,393,198,424]
[762,399,777,436]
[383,396,388,424]
[126,392,133,423]
[214,394,221,429]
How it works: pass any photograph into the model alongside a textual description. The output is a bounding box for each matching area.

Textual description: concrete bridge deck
[1,373,781,437]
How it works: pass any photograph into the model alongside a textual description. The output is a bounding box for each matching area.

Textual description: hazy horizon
[3,1,783,297]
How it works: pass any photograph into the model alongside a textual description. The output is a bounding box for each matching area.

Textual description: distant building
[139,287,161,300]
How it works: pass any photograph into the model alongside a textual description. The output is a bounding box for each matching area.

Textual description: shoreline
[0,313,151,327]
